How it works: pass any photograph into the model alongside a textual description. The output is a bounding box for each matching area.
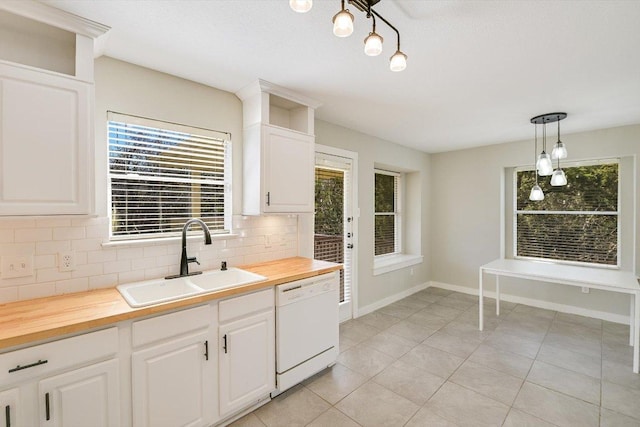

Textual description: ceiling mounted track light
[290,0,407,72]
[529,112,568,201]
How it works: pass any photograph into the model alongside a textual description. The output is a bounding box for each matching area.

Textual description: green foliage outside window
[516,162,618,265]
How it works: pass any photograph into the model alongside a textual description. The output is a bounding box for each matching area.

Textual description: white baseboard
[355,282,429,318]
[429,281,630,325]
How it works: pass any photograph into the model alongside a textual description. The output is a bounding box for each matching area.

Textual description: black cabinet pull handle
[266,192,271,206]
[8,359,48,373]
[5,405,10,427]
[204,340,209,361]
[45,392,51,421]
[223,334,228,354]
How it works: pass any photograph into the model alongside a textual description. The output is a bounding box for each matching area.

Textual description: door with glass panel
[314,149,356,321]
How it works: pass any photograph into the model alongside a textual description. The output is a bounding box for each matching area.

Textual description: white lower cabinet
[131,304,217,427]
[38,359,119,427]
[0,327,119,427]
[0,388,20,427]
[218,289,275,418]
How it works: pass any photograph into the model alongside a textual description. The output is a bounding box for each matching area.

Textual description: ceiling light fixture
[292,0,407,71]
[289,0,313,13]
[529,112,568,200]
[332,0,354,37]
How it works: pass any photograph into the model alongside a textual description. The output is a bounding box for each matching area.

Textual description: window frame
[107,111,232,242]
[374,169,402,258]
[512,157,621,269]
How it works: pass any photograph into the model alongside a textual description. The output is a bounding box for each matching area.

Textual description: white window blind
[515,159,619,266]
[374,170,400,256]
[108,112,231,240]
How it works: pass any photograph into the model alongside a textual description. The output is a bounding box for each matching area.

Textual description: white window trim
[106,111,233,242]
[512,157,621,269]
[373,169,422,275]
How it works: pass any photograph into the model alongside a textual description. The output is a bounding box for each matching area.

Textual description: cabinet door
[38,359,119,427]
[262,125,314,213]
[0,64,92,215]
[219,310,275,417]
[132,330,215,427]
[0,388,20,427]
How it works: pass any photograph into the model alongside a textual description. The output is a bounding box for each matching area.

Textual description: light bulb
[551,140,567,160]
[529,184,544,201]
[389,50,407,72]
[536,152,553,176]
[332,9,354,37]
[550,168,567,186]
[289,0,312,13]
[364,32,383,56]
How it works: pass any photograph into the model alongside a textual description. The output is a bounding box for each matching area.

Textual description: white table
[478,258,640,373]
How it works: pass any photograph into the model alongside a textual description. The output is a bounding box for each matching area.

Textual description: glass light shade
[389,50,407,72]
[551,140,567,160]
[529,184,545,201]
[536,152,553,176]
[550,168,567,186]
[289,0,312,13]
[332,9,354,37]
[364,32,383,56]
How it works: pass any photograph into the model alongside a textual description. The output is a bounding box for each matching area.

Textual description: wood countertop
[0,257,341,351]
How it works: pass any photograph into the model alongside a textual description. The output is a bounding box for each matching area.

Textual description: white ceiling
[43,0,640,153]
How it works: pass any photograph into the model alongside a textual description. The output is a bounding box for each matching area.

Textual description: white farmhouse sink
[187,268,266,291]
[117,268,267,307]
[117,278,201,308]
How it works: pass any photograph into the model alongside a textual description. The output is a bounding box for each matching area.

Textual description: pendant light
[364,15,383,56]
[529,124,545,201]
[333,0,354,37]
[289,0,313,13]
[536,123,553,176]
[551,117,567,160]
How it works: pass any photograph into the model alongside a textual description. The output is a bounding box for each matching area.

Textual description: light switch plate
[1,255,34,278]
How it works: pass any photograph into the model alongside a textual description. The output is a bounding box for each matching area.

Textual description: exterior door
[315,147,357,321]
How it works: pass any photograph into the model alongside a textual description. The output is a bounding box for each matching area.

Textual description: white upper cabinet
[0,1,109,216]
[236,80,321,215]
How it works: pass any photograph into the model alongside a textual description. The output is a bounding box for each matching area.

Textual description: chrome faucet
[166,218,212,279]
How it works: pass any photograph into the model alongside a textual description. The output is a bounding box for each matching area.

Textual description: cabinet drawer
[0,327,118,384]
[132,304,212,348]
[219,289,273,323]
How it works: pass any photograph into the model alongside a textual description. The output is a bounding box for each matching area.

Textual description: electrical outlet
[59,251,76,272]
[582,287,590,294]
[1,255,34,278]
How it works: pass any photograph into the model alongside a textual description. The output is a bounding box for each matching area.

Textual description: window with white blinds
[107,112,231,240]
[374,170,400,256]
[515,159,619,266]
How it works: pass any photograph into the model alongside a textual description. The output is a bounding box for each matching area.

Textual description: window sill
[102,233,239,248]
[373,254,423,276]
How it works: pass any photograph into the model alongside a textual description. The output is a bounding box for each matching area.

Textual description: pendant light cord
[534,124,539,184]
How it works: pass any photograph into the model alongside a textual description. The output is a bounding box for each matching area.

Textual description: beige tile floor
[230,287,640,426]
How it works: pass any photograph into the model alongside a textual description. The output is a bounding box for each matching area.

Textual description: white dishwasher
[274,270,340,394]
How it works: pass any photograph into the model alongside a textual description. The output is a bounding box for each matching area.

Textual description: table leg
[631,296,635,347]
[496,276,500,316]
[634,292,639,374]
[479,268,484,331]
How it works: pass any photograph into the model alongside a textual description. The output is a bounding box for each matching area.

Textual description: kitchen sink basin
[187,268,266,291]
[117,278,201,308]
[117,268,267,307]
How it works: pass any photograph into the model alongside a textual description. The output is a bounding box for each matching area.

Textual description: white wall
[314,120,431,312]
[430,124,640,319]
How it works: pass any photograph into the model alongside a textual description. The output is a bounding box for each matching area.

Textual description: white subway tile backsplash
[89,273,118,290]
[18,282,55,300]
[56,277,89,294]
[15,228,52,242]
[0,286,18,304]
[53,227,86,241]
[2,214,298,301]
